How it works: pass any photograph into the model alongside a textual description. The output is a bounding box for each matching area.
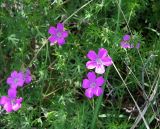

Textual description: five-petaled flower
[86,48,113,74]
[82,72,105,99]
[0,88,23,112]
[7,71,24,89]
[48,23,68,46]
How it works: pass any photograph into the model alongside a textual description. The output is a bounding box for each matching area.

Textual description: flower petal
[87,50,97,60]
[125,43,131,48]
[120,41,131,48]
[0,96,9,105]
[96,76,105,86]
[62,31,68,38]
[57,23,64,31]
[16,97,23,103]
[95,65,105,74]
[7,77,13,85]
[85,88,94,99]
[102,56,113,66]
[8,88,17,99]
[87,72,96,82]
[11,71,18,78]
[57,38,65,45]
[86,61,96,69]
[50,42,57,46]
[25,76,32,84]
[48,36,57,43]
[120,41,125,47]
[10,83,18,89]
[136,43,140,49]
[48,26,56,35]
[12,98,23,111]
[17,72,24,87]
[98,48,108,58]
[123,34,130,41]
[26,69,31,75]
[93,87,103,96]
[4,102,12,112]
[17,80,24,87]
[82,79,90,89]
[24,69,32,84]
[12,103,22,111]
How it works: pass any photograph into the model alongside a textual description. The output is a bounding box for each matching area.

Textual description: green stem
[91,68,110,129]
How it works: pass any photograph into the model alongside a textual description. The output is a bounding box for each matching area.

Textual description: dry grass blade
[28,39,48,68]
[112,62,150,129]
[131,69,160,129]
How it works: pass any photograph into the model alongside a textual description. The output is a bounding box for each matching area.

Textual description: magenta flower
[82,72,105,99]
[0,88,23,112]
[24,69,32,84]
[48,23,68,46]
[86,48,113,74]
[7,71,24,89]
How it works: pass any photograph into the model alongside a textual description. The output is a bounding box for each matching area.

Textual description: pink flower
[48,23,68,46]
[7,71,24,89]
[82,72,105,99]
[86,48,113,74]
[0,88,23,112]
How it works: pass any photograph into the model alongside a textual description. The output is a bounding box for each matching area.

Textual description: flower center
[14,78,18,83]
[90,82,96,88]
[56,32,62,37]
[96,58,102,65]
[11,99,16,105]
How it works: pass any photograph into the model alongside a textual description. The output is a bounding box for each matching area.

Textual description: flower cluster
[0,20,143,113]
[120,34,140,49]
[0,69,32,113]
[82,48,113,99]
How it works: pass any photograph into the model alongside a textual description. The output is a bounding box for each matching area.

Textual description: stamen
[57,32,62,37]
[96,58,102,65]
[90,82,96,87]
